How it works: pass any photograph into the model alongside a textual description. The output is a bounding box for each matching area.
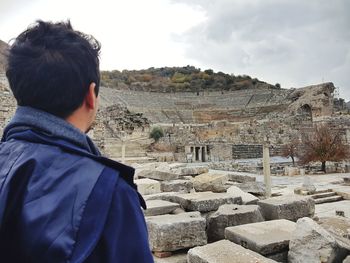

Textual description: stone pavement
[315,200,350,218]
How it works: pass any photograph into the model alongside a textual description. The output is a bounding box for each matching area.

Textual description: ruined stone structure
[0,42,346,164]
[96,81,339,162]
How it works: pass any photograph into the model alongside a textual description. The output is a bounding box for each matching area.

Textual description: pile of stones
[134,163,350,263]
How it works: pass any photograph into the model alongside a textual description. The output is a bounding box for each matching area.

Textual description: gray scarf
[2,106,100,155]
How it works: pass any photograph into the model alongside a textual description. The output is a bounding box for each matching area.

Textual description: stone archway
[297,104,312,121]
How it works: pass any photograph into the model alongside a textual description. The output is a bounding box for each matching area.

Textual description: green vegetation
[150,126,164,142]
[100,66,277,92]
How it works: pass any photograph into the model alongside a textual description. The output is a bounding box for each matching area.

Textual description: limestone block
[288,217,348,263]
[144,200,180,216]
[318,216,350,251]
[226,172,256,183]
[187,240,277,263]
[258,195,315,222]
[173,166,208,176]
[192,173,228,193]
[284,167,299,176]
[143,192,179,201]
[207,204,264,242]
[227,186,259,204]
[135,178,161,195]
[169,191,242,212]
[146,212,207,252]
[225,219,296,257]
[344,176,350,186]
[343,256,350,263]
[237,181,266,196]
[138,170,180,181]
[161,180,193,193]
[153,252,187,263]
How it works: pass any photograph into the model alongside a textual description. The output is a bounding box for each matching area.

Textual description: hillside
[101,66,280,92]
[0,40,8,71]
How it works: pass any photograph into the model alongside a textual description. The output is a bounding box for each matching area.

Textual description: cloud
[174,0,350,100]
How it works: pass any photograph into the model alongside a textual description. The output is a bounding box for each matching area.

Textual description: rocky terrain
[0,40,8,72]
[134,162,350,262]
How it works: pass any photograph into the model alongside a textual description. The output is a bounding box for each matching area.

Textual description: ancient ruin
[1,40,350,262]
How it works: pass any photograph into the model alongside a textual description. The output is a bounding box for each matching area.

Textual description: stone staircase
[310,189,343,204]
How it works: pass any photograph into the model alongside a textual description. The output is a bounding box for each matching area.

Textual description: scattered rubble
[288,217,348,263]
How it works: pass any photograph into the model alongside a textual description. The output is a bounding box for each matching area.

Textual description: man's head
[6,20,101,130]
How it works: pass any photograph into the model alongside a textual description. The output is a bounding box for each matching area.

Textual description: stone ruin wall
[114,82,336,162]
[1,71,348,164]
[0,73,16,136]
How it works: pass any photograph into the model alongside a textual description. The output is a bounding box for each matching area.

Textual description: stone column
[121,141,126,164]
[199,147,202,162]
[263,142,272,198]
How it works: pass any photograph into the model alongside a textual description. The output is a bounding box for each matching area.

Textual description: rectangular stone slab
[160,180,193,193]
[225,219,296,255]
[257,195,315,221]
[207,204,264,242]
[144,200,180,216]
[146,212,207,252]
[187,240,277,263]
[135,178,161,195]
[169,191,242,212]
[138,170,180,181]
[153,252,187,263]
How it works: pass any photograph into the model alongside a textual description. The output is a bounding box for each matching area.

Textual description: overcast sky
[0,0,349,100]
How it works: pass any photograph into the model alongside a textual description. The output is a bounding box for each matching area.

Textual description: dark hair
[6,20,101,118]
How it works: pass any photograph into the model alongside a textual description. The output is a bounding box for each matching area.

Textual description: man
[0,20,154,262]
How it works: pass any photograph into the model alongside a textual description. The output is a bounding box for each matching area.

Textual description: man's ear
[85,83,97,110]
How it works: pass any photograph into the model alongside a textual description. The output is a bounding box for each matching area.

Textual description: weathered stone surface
[144,200,180,216]
[153,252,187,263]
[225,219,296,256]
[207,204,264,242]
[237,181,266,196]
[343,255,350,263]
[169,192,242,212]
[143,192,179,201]
[135,178,161,195]
[344,177,350,186]
[161,180,193,193]
[146,212,207,252]
[192,173,228,193]
[173,166,208,176]
[138,170,180,181]
[288,217,348,263]
[258,195,315,222]
[318,216,350,251]
[187,240,277,263]
[226,172,256,183]
[227,186,259,204]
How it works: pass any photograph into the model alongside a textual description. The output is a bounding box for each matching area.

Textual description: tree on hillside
[150,126,164,142]
[298,124,349,172]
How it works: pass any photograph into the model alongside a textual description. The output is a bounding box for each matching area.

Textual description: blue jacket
[0,107,154,263]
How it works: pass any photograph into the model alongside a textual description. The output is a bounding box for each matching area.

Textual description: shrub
[150,126,164,142]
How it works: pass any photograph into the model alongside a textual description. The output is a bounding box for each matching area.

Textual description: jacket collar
[2,106,100,155]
